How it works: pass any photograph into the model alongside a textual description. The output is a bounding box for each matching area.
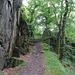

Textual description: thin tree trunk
[55,0,63,54]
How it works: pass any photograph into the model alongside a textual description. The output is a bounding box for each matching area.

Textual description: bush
[64,45,75,63]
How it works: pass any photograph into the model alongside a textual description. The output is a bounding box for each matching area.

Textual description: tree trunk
[59,0,68,61]
[55,0,63,54]
[56,24,61,54]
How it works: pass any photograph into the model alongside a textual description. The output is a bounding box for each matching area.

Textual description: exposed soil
[19,42,45,75]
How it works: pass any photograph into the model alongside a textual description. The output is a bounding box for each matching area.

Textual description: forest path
[19,42,45,75]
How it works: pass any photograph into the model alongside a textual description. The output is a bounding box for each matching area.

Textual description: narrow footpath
[19,43,45,75]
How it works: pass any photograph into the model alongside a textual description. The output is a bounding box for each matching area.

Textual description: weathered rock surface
[0,0,22,70]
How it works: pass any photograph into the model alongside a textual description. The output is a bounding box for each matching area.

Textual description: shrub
[64,45,75,63]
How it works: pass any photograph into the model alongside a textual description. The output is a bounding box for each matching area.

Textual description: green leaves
[21,0,75,43]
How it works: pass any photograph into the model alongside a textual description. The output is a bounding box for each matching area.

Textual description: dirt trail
[19,42,45,75]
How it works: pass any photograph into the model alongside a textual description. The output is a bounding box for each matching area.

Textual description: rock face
[0,0,22,70]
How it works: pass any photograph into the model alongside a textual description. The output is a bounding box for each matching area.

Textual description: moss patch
[7,57,27,68]
[12,58,27,67]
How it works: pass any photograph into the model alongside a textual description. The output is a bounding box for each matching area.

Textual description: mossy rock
[21,47,29,55]
[7,57,27,68]
[12,47,20,57]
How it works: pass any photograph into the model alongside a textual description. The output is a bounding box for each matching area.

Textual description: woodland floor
[19,42,45,75]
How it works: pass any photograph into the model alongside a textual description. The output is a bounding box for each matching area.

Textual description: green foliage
[43,27,51,37]
[42,42,54,51]
[42,44,49,50]
[21,0,75,69]
[44,47,49,50]
[30,50,35,55]
[34,34,42,39]
[0,70,2,75]
[28,37,34,42]
[14,72,19,75]
[20,61,27,67]
[12,58,27,67]
[65,68,75,75]
[41,43,48,47]
[21,4,27,21]
[41,43,68,75]
[40,51,45,53]
[34,25,45,39]
[66,17,75,43]
[21,4,25,11]
[64,58,75,67]
[44,50,68,75]
[62,60,75,75]
[64,45,75,60]
[49,46,54,51]
[42,43,75,75]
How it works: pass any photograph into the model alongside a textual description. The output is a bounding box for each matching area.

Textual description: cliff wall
[0,0,22,70]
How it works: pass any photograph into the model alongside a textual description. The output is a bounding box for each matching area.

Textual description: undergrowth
[42,43,68,75]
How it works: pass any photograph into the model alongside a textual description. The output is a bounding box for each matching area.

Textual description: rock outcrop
[0,0,22,70]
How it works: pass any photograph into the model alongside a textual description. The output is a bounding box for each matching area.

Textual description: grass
[40,51,45,53]
[30,50,35,55]
[41,43,68,75]
[15,58,27,67]
[20,60,27,67]
[0,70,7,75]
[44,50,68,75]
[0,70,2,75]
[14,72,19,75]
